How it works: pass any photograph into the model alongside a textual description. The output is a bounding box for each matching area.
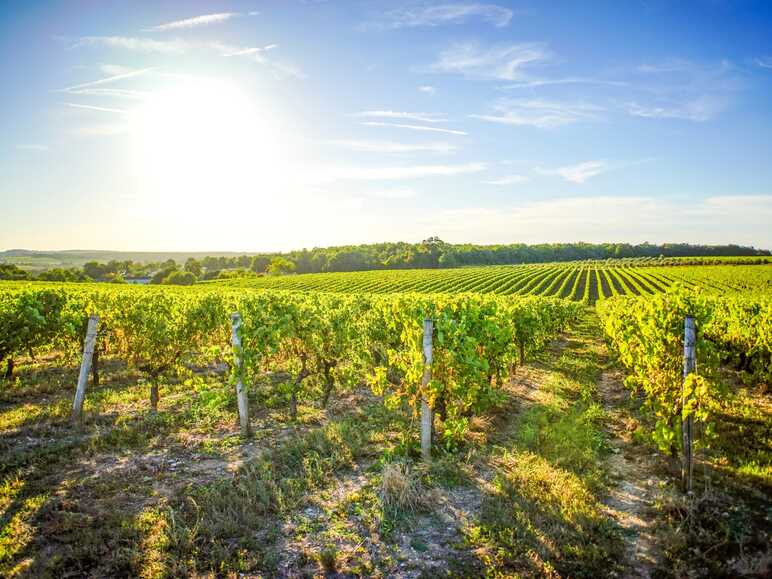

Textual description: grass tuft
[380,461,426,517]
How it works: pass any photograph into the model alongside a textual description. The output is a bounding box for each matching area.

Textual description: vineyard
[0,261,770,577]
[215,262,772,304]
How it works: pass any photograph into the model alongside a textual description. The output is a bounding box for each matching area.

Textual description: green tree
[164,270,197,285]
[249,255,271,273]
[267,257,296,276]
[184,258,202,277]
[0,264,30,280]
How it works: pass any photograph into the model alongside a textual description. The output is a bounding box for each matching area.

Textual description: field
[216,261,772,304]
[0,261,770,578]
[0,250,255,273]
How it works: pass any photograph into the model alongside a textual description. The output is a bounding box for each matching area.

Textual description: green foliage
[214,262,772,305]
[163,270,197,285]
[0,264,30,280]
[0,288,69,377]
[362,293,578,443]
[597,287,732,455]
[266,257,296,276]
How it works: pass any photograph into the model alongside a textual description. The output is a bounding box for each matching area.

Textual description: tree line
[1,239,768,284]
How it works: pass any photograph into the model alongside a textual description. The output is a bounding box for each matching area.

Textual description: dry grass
[379,462,427,517]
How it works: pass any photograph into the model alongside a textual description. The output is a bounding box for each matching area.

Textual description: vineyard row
[217,264,772,303]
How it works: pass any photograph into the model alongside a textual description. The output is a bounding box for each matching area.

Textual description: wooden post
[420,318,433,461]
[682,315,696,493]
[231,312,250,437]
[71,314,99,426]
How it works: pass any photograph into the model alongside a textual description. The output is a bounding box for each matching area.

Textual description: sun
[129,77,285,219]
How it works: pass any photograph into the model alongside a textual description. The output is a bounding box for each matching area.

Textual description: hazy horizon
[3,237,771,259]
[3,1,772,251]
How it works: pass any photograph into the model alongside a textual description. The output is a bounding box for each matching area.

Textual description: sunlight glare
[130,77,286,220]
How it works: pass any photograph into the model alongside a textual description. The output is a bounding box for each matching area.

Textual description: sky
[2,0,772,252]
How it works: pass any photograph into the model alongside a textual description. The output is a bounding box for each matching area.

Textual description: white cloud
[57,67,155,93]
[66,103,126,114]
[539,161,609,184]
[72,38,302,80]
[217,43,303,79]
[502,77,628,89]
[471,98,602,128]
[756,57,772,69]
[426,41,549,80]
[143,12,240,32]
[626,96,727,122]
[325,139,457,153]
[222,44,277,57]
[64,88,149,99]
[376,3,513,28]
[362,121,468,136]
[73,36,191,53]
[15,144,48,152]
[627,59,741,122]
[418,85,437,95]
[482,174,528,185]
[355,110,447,123]
[417,195,772,247]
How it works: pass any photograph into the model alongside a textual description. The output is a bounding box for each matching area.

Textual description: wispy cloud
[627,59,741,122]
[57,67,155,93]
[539,161,609,184]
[362,121,468,136]
[355,110,447,123]
[421,195,772,247]
[217,43,303,79]
[64,88,149,100]
[222,44,277,57]
[143,12,241,32]
[755,57,772,69]
[626,96,726,122]
[73,36,190,53]
[15,144,49,152]
[482,174,528,185]
[418,85,437,95]
[425,41,550,80]
[67,103,126,114]
[471,98,602,128]
[502,77,628,89]
[72,38,302,80]
[376,3,513,28]
[325,139,457,153]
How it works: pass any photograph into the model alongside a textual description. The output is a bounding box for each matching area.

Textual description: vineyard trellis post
[71,314,99,426]
[420,318,433,461]
[230,312,251,437]
[682,315,696,493]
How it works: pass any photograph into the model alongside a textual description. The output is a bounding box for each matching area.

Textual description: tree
[83,261,107,280]
[151,266,177,284]
[163,270,197,285]
[0,264,30,280]
[267,257,296,276]
[249,255,271,273]
[184,258,202,277]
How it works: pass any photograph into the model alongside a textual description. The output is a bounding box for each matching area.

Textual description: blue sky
[2,0,772,251]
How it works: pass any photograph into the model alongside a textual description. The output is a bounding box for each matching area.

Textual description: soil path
[597,368,662,578]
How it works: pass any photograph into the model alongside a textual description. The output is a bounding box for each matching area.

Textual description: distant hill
[0,249,258,272]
